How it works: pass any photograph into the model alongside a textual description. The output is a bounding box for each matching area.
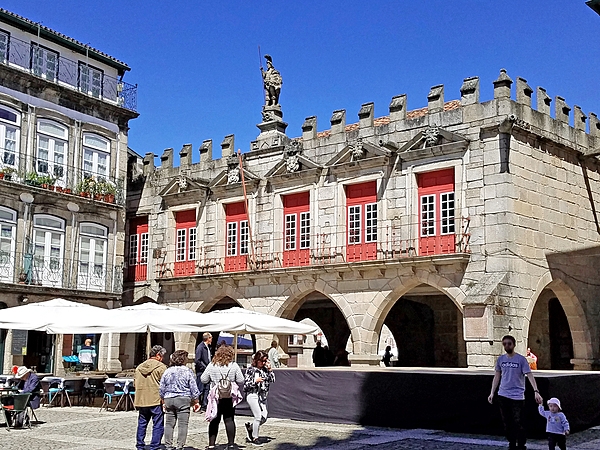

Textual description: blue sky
[4,1,600,162]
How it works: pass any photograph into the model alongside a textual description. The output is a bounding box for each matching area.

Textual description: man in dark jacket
[194,332,212,409]
[134,345,167,450]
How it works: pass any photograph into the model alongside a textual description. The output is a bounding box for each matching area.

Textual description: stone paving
[1,407,600,449]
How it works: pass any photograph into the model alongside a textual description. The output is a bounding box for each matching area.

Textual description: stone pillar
[358,102,374,129]
[142,153,155,176]
[427,84,444,113]
[2,330,12,374]
[53,334,66,377]
[515,77,533,106]
[199,139,212,162]
[160,148,173,169]
[180,144,192,167]
[302,116,317,141]
[330,109,346,135]
[574,106,587,132]
[590,112,600,138]
[555,96,571,124]
[389,94,407,121]
[460,77,480,105]
[221,135,235,158]
[570,358,594,370]
[536,87,552,115]
[493,69,513,99]
[98,333,122,373]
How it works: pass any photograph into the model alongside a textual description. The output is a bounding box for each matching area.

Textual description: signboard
[11,329,28,356]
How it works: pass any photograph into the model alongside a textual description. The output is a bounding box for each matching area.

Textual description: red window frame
[417,168,456,255]
[345,181,378,262]
[127,217,148,282]
[174,210,196,277]
[225,202,249,272]
[283,192,310,267]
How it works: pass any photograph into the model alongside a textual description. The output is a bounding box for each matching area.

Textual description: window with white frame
[78,223,107,291]
[37,120,67,182]
[0,206,16,282]
[365,203,378,243]
[176,229,187,262]
[79,63,103,98]
[129,234,138,266]
[0,106,20,169]
[188,227,197,261]
[421,195,436,236]
[227,222,237,256]
[32,214,65,287]
[82,134,110,179]
[140,232,149,264]
[0,30,8,63]
[31,43,59,81]
[240,220,249,256]
[440,192,455,235]
[285,214,296,250]
[348,205,361,244]
[129,231,148,266]
[300,212,310,249]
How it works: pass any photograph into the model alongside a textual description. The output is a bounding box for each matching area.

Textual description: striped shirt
[200,362,244,388]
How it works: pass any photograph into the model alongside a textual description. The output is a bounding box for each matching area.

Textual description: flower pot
[41,183,49,189]
[104,194,115,203]
[64,188,72,194]
[80,192,89,198]
[0,173,4,180]
[94,193,103,201]
[55,186,64,193]
[47,185,55,191]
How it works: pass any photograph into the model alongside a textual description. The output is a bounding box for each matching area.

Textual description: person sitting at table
[78,338,97,371]
[2,366,41,427]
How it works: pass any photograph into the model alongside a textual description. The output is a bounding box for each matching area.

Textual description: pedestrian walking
[312,341,326,367]
[244,350,275,446]
[200,345,244,449]
[382,345,394,367]
[267,340,280,368]
[134,345,167,450]
[195,332,213,410]
[488,335,543,450]
[539,397,570,450]
[159,350,200,450]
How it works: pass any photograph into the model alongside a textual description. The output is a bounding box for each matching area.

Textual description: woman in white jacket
[243,350,275,446]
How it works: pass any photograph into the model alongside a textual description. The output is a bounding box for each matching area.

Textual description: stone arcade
[123,69,600,370]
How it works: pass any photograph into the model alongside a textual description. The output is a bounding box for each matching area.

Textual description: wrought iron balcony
[1,34,137,112]
[154,219,471,279]
[0,147,125,206]
[0,251,123,295]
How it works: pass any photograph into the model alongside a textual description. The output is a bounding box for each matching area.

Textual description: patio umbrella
[0,298,112,333]
[200,307,318,356]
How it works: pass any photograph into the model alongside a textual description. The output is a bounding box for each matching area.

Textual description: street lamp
[587,0,600,15]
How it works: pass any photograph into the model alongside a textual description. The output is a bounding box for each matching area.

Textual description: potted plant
[0,167,16,181]
[25,172,41,187]
[97,180,117,203]
[76,176,96,198]
[38,174,57,190]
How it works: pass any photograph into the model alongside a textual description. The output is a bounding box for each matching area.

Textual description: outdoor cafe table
[102,377,134,411]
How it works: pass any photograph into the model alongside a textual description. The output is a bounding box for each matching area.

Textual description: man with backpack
[200,345,244,449]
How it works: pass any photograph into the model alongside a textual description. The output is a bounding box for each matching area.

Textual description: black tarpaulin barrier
[235,368,600,437]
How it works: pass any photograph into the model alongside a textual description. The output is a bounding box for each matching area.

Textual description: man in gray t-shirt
[488,335,543,450]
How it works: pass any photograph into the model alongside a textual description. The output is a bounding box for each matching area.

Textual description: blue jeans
[136,405,164,450]
[197,373,210,407]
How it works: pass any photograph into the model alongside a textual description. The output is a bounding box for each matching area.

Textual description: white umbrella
[200,307,319,357]
[0,298,112,333]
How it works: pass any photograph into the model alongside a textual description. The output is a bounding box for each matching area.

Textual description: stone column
[98,333,122,373]
[2,330,13,373]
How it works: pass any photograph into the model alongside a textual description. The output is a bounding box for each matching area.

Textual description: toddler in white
[538,397,570,450]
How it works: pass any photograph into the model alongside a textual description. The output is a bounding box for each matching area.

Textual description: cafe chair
[62,378,85,407]
[40,380,62,407]
[99,381,125,412]
[1,392,32,431]
[83,378,105,406]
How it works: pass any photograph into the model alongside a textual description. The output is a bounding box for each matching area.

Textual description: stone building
[0,8,138,373]
[127,69,600,370]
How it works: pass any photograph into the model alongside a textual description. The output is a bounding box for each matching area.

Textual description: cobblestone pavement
[1,407,600,449]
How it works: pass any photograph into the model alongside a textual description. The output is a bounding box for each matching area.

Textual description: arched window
[78,223,108,292]
[82,134,110,179]
[0,105,20,170]
[37,119,68,184]
[0,206,16,282]
[32,214,65,288]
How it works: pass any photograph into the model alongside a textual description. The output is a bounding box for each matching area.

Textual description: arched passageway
[380,284,466,367]
[528,290,574,370]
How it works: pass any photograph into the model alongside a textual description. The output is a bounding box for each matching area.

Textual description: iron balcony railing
[0,251,123,294]
[154,218,471,279]
[1,34,137,112]
[0,147,125,206]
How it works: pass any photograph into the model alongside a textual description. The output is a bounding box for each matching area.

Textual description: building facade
[0,9,137,374]
[125,68,600,370]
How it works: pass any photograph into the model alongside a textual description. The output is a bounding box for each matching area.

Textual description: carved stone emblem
[262,111,272,122]
[286,154,300,173]
[177,176,188,191]
[284,139,303,173]
[424,126,441,147]
[350,138,365,161]
[226,155,240,184]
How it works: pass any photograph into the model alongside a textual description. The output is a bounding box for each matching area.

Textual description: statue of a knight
[261,54,282,107]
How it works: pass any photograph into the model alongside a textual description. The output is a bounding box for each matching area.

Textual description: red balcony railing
[155,218,471,279]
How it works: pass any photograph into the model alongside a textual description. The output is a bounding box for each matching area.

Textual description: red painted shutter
[174,210,196,276]
[283,192,310,267]
[225,202,249,272]
[418,168,456,255]
[346,181,377,262]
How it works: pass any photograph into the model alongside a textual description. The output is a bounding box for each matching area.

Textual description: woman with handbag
[200,345,244,449]
[243,350,275,447]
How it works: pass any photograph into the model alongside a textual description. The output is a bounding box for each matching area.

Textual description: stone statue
[261,55,282,107]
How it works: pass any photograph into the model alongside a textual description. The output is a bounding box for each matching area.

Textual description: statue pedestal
[253,106,289,150]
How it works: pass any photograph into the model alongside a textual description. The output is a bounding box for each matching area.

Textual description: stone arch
[524,272,593,366]
[362,270,466,352]
[187,284,254,313]
[270,279,361,348]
